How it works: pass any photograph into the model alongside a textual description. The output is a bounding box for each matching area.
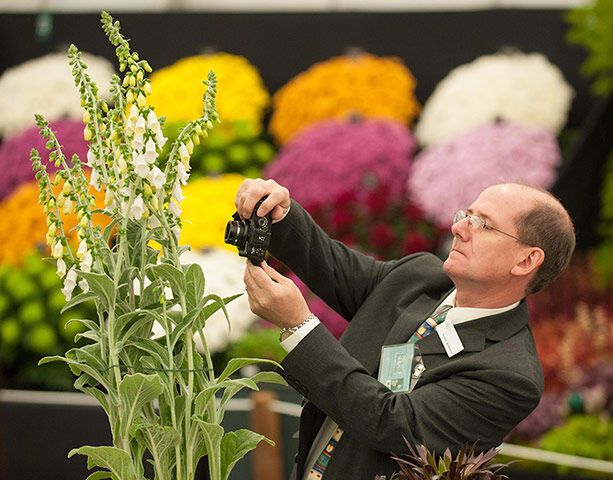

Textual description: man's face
[443,185,533,287]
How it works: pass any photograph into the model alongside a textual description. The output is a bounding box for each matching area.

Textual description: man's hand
[244,261,310,329]
[235,178,291,222]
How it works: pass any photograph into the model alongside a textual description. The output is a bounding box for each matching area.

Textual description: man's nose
[451,217,470,240]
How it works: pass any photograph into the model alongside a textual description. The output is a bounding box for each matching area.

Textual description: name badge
[436,320,464,357]
[378,343,415,393]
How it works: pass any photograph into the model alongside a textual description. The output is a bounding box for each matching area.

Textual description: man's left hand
[244,261,311,329]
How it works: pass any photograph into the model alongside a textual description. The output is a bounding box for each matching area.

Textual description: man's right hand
[235,178,291,222]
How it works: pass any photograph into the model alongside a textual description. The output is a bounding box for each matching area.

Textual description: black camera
[224,196,272,265]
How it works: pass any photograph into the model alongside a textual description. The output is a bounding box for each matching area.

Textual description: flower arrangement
[0,174,108,267]
[0,253,96,390]
[30,13,283,480]
[179,174,246,251]
[149,53,270,137]
[566,0,613,96]
[414,52,574,147]
[269,52,420,145]
[160,120,276,178]
[308,187,442,260]
[265,118,417,210]
[407,122,561,227]
[0,52,114,138]
[0,119,89,201]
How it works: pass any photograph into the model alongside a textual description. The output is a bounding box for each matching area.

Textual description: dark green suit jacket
[270,201,544,480]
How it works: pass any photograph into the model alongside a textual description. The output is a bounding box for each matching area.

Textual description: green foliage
[375,441,511,480]
[566,0,613,96]
[595,150,613,287]
[225,327,287,363]
[31,11,286,480]
[539,415,613,465]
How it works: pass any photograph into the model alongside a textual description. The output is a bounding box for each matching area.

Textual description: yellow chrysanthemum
[149,53,269,136]
[270,53,420,145]
[0,175,110,266]
[180,174,246,251]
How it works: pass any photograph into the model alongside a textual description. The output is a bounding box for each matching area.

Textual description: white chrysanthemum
[0,52,114,137]
[415,52,574,147]
[151,248,257,354]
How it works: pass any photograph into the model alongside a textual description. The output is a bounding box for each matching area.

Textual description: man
[237,179,575,480]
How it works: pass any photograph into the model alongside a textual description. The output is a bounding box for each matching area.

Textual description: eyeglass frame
[453,209,524,243]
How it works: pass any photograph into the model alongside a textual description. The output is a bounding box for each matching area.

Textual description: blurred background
[0,1,611,479]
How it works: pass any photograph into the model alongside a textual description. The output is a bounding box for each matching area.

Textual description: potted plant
[30,11,285,480]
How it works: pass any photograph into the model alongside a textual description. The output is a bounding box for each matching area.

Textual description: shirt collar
[441,289,520,326]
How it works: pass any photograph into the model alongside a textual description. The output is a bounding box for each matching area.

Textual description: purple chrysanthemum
[0,120,88,201]
[264,118,416,210]
[407,122,561,227]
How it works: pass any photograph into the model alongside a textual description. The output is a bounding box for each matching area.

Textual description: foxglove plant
[30,12,285,480]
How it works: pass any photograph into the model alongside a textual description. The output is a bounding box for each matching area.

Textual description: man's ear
[511,247,545,278]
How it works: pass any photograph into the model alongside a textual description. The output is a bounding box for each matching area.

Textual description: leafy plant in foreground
[30,11,285,480]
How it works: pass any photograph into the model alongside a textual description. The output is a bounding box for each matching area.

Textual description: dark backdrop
[0,10,607,247]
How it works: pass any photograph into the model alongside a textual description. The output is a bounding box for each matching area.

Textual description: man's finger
[260,261,285,283]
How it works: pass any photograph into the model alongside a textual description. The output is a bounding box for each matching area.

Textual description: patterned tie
[306,304,452,479]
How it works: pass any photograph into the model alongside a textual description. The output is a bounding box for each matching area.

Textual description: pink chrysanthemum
[0,120,88,201]
[264,118,416,210]
[407,122,561,227]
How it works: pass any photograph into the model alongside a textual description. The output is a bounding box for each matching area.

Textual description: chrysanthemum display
[0,253,95,390]
[407,122,561,227]
[309,187,441,260]
[0,120,88,201]
[270,53,420,145]
[265,118,416,210]
[415,52,574,147]
[0,175,108,266]
[0,52,114,137]
[149,53,269,136]
[179,174,246,251]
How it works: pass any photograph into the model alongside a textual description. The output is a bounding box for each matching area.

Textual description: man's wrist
[279,313,317,342]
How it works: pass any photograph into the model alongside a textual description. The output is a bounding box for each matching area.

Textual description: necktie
[306,304,452,479]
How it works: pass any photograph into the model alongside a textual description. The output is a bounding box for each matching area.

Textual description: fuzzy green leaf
[220,429,274,480]
[184,262,205,311]
[85,472,112,480]
[61,291,98,313]
[77,270,115,312]
[118,373,164,439]
[217,357,282,383]
[146,263,186,299]
[68,446,137,479]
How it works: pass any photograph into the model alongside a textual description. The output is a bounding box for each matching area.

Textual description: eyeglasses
[453,210,522,242]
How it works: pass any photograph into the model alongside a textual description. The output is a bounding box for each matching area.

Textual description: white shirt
[281,289,519,479]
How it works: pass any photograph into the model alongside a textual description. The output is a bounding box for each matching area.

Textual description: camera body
[224,196,272,265]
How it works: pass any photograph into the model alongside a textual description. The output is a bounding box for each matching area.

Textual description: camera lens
[224,220,246,246]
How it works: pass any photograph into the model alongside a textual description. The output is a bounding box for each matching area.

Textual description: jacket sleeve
[281,324,542,455]
[268,199,396,320]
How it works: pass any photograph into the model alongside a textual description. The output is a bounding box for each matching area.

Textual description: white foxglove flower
[104,188,115,208]
[78,278,90,293]
[128,104,139,122]
[148,166,166,189]
[133,152,149,178]
[130,195,145,220]
[177,161,189,185]
[52,241,63,259]
[147,109,159,130]
[155,129,167,149]
[179,143,189,163]
[144,138,157,164]
[81,251,93,273]
[56,258,67,278]
[172,225,181,241]
[132,133,144,152]
[169,200,182,217]
[134,115,146,136]
[62,198,73,215]
[86,148,97,167]
[171,180,184,203]
[76,239,88,260]
[90,168,101,191]
[61,267,78,301]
